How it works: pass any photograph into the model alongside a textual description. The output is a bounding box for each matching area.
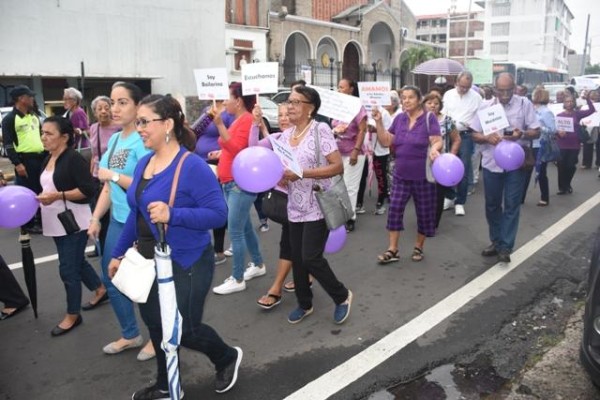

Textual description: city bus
[492,61,568,91]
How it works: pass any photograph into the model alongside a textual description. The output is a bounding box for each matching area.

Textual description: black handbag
[261,189,288,225]
[57,192,81,235]
[578,125,591,143]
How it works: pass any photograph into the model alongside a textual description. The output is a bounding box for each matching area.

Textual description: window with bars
[491,22,510,36]
[491,41,509,54]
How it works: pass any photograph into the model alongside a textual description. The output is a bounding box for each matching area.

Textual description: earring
[165,131,171,144]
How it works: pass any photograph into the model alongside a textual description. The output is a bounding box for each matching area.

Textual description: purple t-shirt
[557,97,596,150]
[70,107,90,149]
[332,106,367,155]
[389,111,441,181]
[193,109,235,160]
[279,122,338,222]
[89,122,121,177]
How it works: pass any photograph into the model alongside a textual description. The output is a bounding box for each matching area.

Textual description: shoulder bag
[423,111,437,184]
[112,152,191,303]
[312,123,353,230]
[261,189,288,225]
[57,191,81,235]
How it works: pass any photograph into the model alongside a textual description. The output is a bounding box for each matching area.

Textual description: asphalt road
[1,162,599,400]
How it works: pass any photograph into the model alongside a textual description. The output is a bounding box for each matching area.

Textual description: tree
[400,46,438,85]
[585,64,600,74]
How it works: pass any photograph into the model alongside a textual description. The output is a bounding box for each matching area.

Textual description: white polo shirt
[442,88,482,131]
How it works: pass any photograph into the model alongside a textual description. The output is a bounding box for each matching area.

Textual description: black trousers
[557,149,579,192]
[289,219,348,310]
[356,157,370,207]
[15,154,45,227]
[582,141,600,168]
[0,254,29,308]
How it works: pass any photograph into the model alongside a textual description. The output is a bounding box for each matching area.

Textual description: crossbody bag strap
[95,125,102,157]
[168,151,191,208]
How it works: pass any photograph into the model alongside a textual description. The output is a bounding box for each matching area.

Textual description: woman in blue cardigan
[108,95,242,400]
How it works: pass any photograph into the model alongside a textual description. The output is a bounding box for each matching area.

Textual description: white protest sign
[477,103,510,135]
[268,136,303,178]
[581,112,600,127]
[241,62,279,96]
[308,85,362,123]
[358,81,391,111]
[193,68,229,100]
[555,116,575,132]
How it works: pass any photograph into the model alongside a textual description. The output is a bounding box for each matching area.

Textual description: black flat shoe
[481,243,498,257]
[0,302,29,321]
[51,315,82,337]
[81,293,109,311]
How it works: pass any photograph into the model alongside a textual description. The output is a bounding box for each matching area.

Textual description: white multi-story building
[476,0,572,70]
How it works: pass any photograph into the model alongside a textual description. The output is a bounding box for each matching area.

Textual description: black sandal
[377,249,400,264]
[257,294,282,310]
[411,247,424,262]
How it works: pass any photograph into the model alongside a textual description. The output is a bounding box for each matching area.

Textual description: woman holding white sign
[556,94,595,194]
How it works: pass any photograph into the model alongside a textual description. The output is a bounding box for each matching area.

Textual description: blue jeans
[53,231,102,314]
[223,182,264,281]
[101,217,140,339]
[455,131,474,205]
[482,168,526,253]
[139,245,236,391]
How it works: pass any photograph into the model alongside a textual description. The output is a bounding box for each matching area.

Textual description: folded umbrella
[19,232,38,318]
[155,223,182,400]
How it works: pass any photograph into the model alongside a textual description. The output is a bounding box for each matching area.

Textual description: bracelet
[90,217,101,225]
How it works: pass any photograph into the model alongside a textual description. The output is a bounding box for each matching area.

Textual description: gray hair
[457,70,474,83]
[64,87,83,105]
[390,90,400,106]
[494,72,515,86]
[91,95,111,113]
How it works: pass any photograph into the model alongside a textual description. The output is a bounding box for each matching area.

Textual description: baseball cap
[9,85,35,100]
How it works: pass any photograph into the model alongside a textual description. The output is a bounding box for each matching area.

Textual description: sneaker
[214,254,227,265]
[288,307,314,324]
[345,220,355,232]
[374,203,386,215]
[334,290,353,324]
[224,246,233,257]
[243,262,266,281]
[443,198,455,211]
[355,204,366,214]
[131,384,183,400]
[215,347,243,393]
[213,276,246,295]
[259,222,269,232]
[454,204,465,216]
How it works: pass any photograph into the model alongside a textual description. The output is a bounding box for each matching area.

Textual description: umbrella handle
[157,223,166,249]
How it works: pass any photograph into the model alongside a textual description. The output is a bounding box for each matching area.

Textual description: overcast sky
[403,0,600,65]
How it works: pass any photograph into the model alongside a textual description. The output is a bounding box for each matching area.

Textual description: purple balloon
[325,225,347,254]
[0,186,40,229]
[494,140,525,171]
[232,147,284,193]
[431,153,465,187]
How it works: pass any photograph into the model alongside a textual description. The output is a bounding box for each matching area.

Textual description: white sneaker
[243,262,266,281]
[443,198,455,211]
[355,205,366,214]
[455,204,465,216]
[224,246,233,257]
[213,276,246,295]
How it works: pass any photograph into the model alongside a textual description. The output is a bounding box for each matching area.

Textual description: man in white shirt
[442,71,482,216]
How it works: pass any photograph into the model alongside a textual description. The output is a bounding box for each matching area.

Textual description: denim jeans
[139,245,237,391]
[455,132,474,205]
[53,231,102,314]
[482,168,526,253]
[101,217,140,339]
[223,181,263,281]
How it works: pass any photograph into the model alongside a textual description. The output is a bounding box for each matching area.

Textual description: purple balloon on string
[494,140,525,171]
[325,225,347,254]
[431,153,465,187]
[0,186,40,229]
[232,147,284,193]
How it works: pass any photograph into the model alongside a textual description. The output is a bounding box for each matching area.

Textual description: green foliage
[401,46,438,71]
[584,64,600,74]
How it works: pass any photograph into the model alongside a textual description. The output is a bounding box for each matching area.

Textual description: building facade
[476,0,572,70]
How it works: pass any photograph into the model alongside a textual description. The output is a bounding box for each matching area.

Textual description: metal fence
[281,63,402,89]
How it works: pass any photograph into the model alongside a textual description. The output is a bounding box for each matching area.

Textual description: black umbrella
[19,232,38,318]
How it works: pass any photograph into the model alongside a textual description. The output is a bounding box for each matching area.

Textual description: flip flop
[257,294,282,310]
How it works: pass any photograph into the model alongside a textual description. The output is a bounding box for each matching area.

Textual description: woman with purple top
[63,87,90,152]
[192,104,235,265]
[332,78,368,232]
[278,85,353,325]
[372,86,442,264]
[556,94,596,194]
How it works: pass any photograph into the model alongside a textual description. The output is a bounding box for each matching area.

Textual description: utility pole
[463,0,472,64]
[581,13,590,75]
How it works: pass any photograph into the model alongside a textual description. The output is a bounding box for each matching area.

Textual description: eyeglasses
[134,118,165,129]
[284,99,311,107]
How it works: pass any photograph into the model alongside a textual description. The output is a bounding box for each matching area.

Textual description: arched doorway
[283,32,311,87]
[315,37,338,89]
[342,42,361,83]
[368,22,394,83]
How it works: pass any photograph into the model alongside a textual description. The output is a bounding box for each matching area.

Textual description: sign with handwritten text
[358,81,391,111]
[477,104,510,135]
[308,85,362,123]
[269,136,303,178]
[555,116,575,132]
[241,62,279,96]
[193,68,229,100]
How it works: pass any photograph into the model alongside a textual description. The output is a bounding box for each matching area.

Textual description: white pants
[342,155,366,221]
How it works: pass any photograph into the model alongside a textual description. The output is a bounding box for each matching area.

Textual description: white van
[569,76,599,93]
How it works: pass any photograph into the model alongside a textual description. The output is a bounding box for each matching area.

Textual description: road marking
[285,191,600,400]
[8,246,95,270]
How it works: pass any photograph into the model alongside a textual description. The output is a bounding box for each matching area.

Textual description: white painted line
[285,191,600,400]
[8,246,96,270]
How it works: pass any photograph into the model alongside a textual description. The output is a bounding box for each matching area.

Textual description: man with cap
[1,85,45,234]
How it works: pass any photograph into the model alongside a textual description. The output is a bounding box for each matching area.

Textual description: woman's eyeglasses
[134,118,165,129]
[284,99,311,107]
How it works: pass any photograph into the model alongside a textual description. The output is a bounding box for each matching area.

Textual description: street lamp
[329,56,335,90]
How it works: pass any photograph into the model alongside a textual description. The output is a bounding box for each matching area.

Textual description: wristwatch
[111,173,120,183]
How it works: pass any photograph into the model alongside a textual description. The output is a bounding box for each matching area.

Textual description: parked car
[580,229,600,386]
[258,96,280,133]
[271,90,291,105]
[570,76,599,93]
